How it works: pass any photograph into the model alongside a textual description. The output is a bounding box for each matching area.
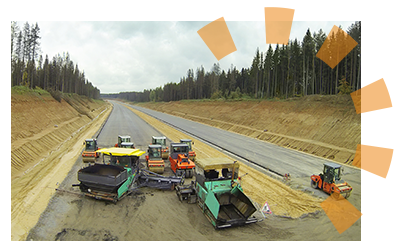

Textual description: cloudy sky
[23,20,355,94]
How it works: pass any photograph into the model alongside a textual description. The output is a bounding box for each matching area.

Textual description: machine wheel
[343,192,351,199]
[311,180,318,189]
[186,169,193,178]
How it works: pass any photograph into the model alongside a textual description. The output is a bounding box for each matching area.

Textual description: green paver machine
[187,157,261,229]
[74,147,145,203]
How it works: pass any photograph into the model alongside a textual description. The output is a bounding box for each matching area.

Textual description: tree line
[11,21,100,99]
[104,21,360,102]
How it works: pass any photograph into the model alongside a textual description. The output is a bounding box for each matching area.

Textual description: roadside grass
[11,86,50,96]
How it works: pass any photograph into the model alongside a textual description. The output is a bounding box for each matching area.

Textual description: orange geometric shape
[320,193,362,234]
[264,7,295,21]
[353,144,394,178]
[213,16,225,21]
[316,25,358,69]
[197,17,237,61]
[264,7,295,45]
[350,87,363,114]
[351,78,392,114]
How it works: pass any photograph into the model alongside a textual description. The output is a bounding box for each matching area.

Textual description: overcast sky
[26,20,355,94]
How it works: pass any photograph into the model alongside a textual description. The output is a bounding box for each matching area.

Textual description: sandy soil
[11,92,111,241]
[137,95,360,165]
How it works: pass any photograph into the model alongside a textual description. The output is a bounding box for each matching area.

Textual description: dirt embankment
[11,90,107,180]
[137,95,360,165]
[11,88,111,241]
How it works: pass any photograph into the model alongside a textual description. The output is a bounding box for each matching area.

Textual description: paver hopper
[194,158,261,229]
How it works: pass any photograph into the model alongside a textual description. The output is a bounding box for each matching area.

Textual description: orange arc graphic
[197,17,237,61]
[351,78,392,114]
[320,193,362,234]
[214,16,225,21]
[353,144,394,178]
[264,7,295,45]
[264,7,295,21]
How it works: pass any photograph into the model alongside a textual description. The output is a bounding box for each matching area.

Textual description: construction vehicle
[310,162,353,199]
[137,169,183,190]
[82,139,100,163]
[145,144,165,173]
[152,136,168,159]
[169,143,196,178]
[115,135,135,148]
[74,147,145,203]
[180,139,196,161]
[175,181,197,203]
[191,157,261,229]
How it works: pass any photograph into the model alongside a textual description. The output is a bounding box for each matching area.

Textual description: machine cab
[118,135,131,144]
[180,139,193,151]
[323,162,343,184]
[147,144,162,160]
[195,158,239,190]
[98,147,144,169]
[84,139,98,151]
[170,143,189,158]
[152,136,169,159]
[152,136,167,147]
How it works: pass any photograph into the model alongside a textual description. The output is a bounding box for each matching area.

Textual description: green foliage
[338,77,352,95]
[33,86,49,95]
[11,85,49,96]
[22,71,29,87]
[210,90,222,100]
[48,89,63,102]
[228,87,242,99]
[149,90,156,102]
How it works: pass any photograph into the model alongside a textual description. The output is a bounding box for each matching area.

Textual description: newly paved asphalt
[96,100,170,151]
[127,103,360,178]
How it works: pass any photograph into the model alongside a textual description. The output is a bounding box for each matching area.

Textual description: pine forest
[11,21,100,99]
[110,22,361,102]
[11,21,361,102]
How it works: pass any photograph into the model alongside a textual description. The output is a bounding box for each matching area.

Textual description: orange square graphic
[320,193,362,234]
[197,17,237,61]
[316,25,358,69]
[264,7,294,45]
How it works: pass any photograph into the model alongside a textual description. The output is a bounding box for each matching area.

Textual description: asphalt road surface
[129,103,360,177]
[97,101,170,150]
